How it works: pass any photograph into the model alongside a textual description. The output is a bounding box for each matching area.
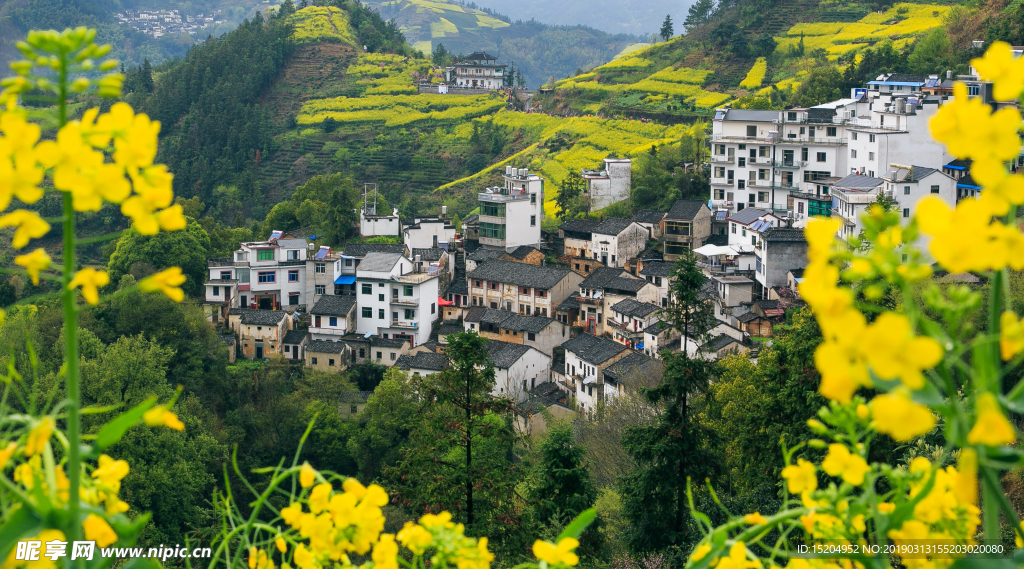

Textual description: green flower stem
[56,47,84,553]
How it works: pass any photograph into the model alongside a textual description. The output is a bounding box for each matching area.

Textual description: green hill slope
[366,0,643,87]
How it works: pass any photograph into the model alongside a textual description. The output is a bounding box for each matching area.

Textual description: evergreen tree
[684,0,715,47]
[516,68,526,88]
[555,171,588,220]
[729,29,749,57]
[0,278,15,308]
[661,251,716,355]
[659,14,674,41]
[530,422,597,524]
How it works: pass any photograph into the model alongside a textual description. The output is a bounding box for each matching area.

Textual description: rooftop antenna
[362,183,378,215]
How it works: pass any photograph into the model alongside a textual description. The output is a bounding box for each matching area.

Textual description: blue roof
[957,182,982,190]
[334,275,357,284]
[867,80,925,86]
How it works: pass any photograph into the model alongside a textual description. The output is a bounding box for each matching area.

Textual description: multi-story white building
[581,158,632,212]
[478,166,544,251]
[445,52,506,89]
[829,173,886,238]
[725,208,781,247]
[360,207,400,237]
[881,165,957,224]
[208,232,309,312]
[354,252,440,347]
[403,216,456,250]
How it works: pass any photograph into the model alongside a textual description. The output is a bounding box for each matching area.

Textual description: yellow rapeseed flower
[25,416,54,455]
[856,404,869,420]
[309,483,332,514]
[916,197,1024,273]
[743,512,768,525]
[83,513,118,548]
[954,448,978,507]
[0,442,15,470]
[714,542,761,569]
[14,248,50,285]
[533,537,579,566]
[300,462,316,488]
[92,454,130,491]
[690,543,711,562]
[420,511,456,530]
[1000,311,1024,361]
[281,503,304,529]
[970,42,1024,102]
[781,458,817,494]
[860,312,942,390]
[967,392,1016,446]
[275,535,287,553]
[68,267,109,305]
[971,158,1024,215]
[877,502,896,514]
[0,209,49,248]
[397,521,433,554]
[372,534,399,569]
[0,112,46,211]
[139,267,187,302]
[870,390,935,441]
[820,444,870,486]
[929,83,1022,163]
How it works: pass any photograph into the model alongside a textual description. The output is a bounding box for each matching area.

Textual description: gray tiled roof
[238,310,288,325]
[339,391,373,403]
[896,166,939,182]
[640,261,673,277]
[282,330,308,345]
[412,248,446,262]
[763,227,807,243]
[610,298,660,318]
[464,307,555,333]
[557,294,582,311]
[446,280,468,296]
[705,334,742,352]
[559,219,600,235]
[592,217,634,236]
[310,295,356,316]
[503,245,541,260]
[396,351,446,371]
[833,174,884,191]
[276,238,308,249]
[438,322,464,336]
[666,199,708,221]
[579,267,630,289]
[737,312,762,323]
[756,299,780,310]
[371,336,409,348]
[561,333,627,365]
[307,339,346,354]
[722,109,781,122]
[602,352,661,383]
[632,210,666,224]
[467,248,504,262]
[643,320,672,334]
[358,252,404,273]
[467,260,572,290]
[342,243,408,258]
[485,340,534,369]
[728,208,771,226]
[604,276,649,294]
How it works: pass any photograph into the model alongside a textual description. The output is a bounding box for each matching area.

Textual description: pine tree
[516,69,525,88]
[660,14,674,41]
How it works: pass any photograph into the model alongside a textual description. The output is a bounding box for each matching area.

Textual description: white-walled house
[478,166,544,251]
[608,298,661,350]
[881,166,957,223]
[462,306,570,356]
[355,252,440,347]
[404,218,456,251]
[589,218,649,268]
[467,260,583,317]
[581,158,632,212]
[361,207,401,237]
[829,174,886,238]
[308,295,357,341]
[560,333,630,415]
[206,233,308,312]
[485,340,551,402]
[726,208,782,247]
[446,51,505,89]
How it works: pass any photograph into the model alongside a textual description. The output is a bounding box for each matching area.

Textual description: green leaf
[91,397,158,455]
[120,558,164,569]
[556,508,596,542]
[0,505,42,563]
[949,558,1016,569]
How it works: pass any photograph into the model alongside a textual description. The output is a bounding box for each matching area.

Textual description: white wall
[492,348,551,402]
[361,209,400,237]
[404,221,456,251]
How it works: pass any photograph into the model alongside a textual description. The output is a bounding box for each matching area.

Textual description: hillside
[366,0,643,87]
[537,0,1010,120]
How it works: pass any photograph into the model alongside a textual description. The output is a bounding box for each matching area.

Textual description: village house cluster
[115,9,223,38]
[203,58,1024,424]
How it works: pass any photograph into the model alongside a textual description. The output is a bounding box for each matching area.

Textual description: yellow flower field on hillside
[287,6,357,45]
[776,3,950,56]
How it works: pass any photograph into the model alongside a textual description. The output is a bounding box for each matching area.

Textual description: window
[212,286,220,296]
[787,111,797,121]
[826,127,837,137]
[715,144,725,155]
[362,307,372,318]
[329,317,338,327]
[852,132,858,140]
[714,167,725,178]
[378,309,384,319]
[869,134,876,142]
[236,252,248,261]
[403,285,413,296]
[530,194,536,204]
[390,352,396,361]
[312,357,317,365]
[257,249,274,261]
[405,309,415,319]
[731,224,736,234]
[665,242,690,255]
[868,152,875,161]
[536,289,546,298]
[376,351,382,359]
[800,127,806,135]
[474,280,481,287]
[903,208,910,218]
[328,359,335,366]
[904,186,911,195]
[758,191,769,202]
[481,203,505,217]
[287,250,299,260]
[257,272,275,283]
[289,294,299,306]
[746,125,757,137]
[528,332,536,341]
[759,146,769,157]
[801,148,808,161]
[479,222,506,239]
[715,189,725,199]
[359,348,365,358]
[362,284,371,294]
[816,152,826,162]
[742,228,747,237]
[968,84,980,96]
[345,259,353,267]
[431,302,436,314]
[738,157,746,167]
[931,185,940,193]
[530,215,536,226]
[666,222,690,235]
[851,149,857,158]
[379,294,384,302]
[758,169,768,180]
[288,270,299,282]
[315,263,325,274]
[220,271,231,280]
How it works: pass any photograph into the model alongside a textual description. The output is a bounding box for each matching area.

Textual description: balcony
[711,155,735,163]
[390,297,418,307]
[750,156,772,165]
[390,320,419,330]
[773,160,806,169]
[712,179,735,186]
[776,137,847,146]
[712,200,734,208]
[772,183,798,191]
[478,191,531,202]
